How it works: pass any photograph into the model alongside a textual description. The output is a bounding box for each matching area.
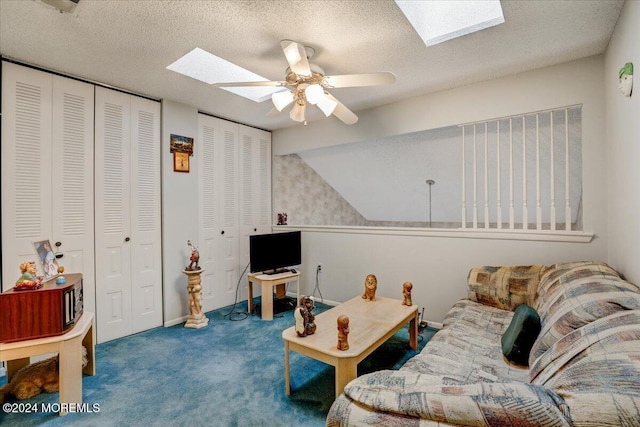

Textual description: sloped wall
[272,153,368,226]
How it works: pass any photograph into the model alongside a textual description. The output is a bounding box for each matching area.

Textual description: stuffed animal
[0,347,87,404]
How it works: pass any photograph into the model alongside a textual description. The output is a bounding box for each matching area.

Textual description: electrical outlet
[317,264,322,272]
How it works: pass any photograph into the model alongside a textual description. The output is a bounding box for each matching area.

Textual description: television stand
[265,268,290,275]
[247,270,301,320]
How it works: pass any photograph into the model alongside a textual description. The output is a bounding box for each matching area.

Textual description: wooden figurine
[337,315,350,351]
[186,240,200,271]
[361,274,377,301]
[294,296,316,337]
[402,281,413,306]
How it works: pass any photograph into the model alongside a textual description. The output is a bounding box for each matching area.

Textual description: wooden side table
[0,311,96,415]
[247,270,301,320]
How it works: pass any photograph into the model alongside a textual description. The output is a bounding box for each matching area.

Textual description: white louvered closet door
[1,63,53,291]
[238,125,272,282]
[198,115,220,312]
[95,87,162,342]
[95,87,133,343]
[198,114,240,311]
[1,63,95,310]
[129,96,162,334]
[50,75,96,315]
[220,121,240,309]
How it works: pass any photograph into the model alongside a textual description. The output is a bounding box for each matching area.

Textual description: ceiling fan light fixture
[316,94,338,117]
[283,41,302,67]
[305,84,324,105]
[272,90,294,111]
[290,102,306,122]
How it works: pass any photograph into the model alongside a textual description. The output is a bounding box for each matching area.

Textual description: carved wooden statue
[402,281,413,306]
[294,296,317,337]
[337,315,350,351]
[361,274,377,301]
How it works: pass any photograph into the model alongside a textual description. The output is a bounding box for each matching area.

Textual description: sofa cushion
[340,370,572,427]
[501,303,541,366]
[530,261,640,363]
[529,310,640,427]
[402,299,529,383]
[468,265,548,311]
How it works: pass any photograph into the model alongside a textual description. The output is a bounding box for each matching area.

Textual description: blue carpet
[0,300,435,426]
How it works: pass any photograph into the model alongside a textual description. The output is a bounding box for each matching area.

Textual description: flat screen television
[249,231,301,274]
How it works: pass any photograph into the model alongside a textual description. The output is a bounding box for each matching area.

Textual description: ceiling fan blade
[266,107,282,118]
[280,40,311,76]
[323,72,396,88]
[212,80,286,87]
[324,93,358,125]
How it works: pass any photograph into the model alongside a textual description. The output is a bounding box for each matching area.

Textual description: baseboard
[285,292,339,307]
[425,320,443,330]
[164,315,189,327]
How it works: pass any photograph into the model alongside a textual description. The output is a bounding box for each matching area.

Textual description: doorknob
[125,237,131,242]
[54,241,64,259]
[221,230,225,235]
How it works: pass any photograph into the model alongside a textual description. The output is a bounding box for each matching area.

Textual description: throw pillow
[467,265,548,311]
[501,303,541,366]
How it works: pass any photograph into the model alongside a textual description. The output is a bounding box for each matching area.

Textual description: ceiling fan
[212,40,396,125]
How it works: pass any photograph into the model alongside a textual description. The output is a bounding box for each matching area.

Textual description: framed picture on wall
[174,151,190,173]
[170,134,194,155]
[33,239,59,279]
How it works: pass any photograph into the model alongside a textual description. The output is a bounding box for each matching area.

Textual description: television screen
[249,231,301,274]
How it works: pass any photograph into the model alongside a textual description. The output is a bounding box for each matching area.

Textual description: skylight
[395,0,505,47]
[166,47,280,102]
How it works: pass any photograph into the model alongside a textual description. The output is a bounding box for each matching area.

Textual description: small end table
[0,312,96,415]
[248,270,301,320]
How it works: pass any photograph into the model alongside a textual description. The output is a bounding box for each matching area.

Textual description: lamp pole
[426,179,435,227]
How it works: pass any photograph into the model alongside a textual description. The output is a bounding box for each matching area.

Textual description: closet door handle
[221,230,225,235]
[125,237,131,242]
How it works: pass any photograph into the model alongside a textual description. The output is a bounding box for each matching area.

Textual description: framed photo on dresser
[33,239,59,279]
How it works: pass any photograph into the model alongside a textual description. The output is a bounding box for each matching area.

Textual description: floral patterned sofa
[326,261,640,426]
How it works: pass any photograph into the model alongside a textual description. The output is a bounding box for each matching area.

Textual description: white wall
[161,100,200,326]
[296,230,605,322]
[605,0,640,284]
[273,56,608,323]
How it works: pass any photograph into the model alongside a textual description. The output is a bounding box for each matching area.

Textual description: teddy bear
[0,346,87,403]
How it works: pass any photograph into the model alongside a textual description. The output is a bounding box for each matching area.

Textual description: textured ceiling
[0,0,624,131]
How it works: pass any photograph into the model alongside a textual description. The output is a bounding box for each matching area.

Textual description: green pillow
[501,304,541,366]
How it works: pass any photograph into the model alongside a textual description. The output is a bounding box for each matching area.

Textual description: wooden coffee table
[282,296,418,397]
